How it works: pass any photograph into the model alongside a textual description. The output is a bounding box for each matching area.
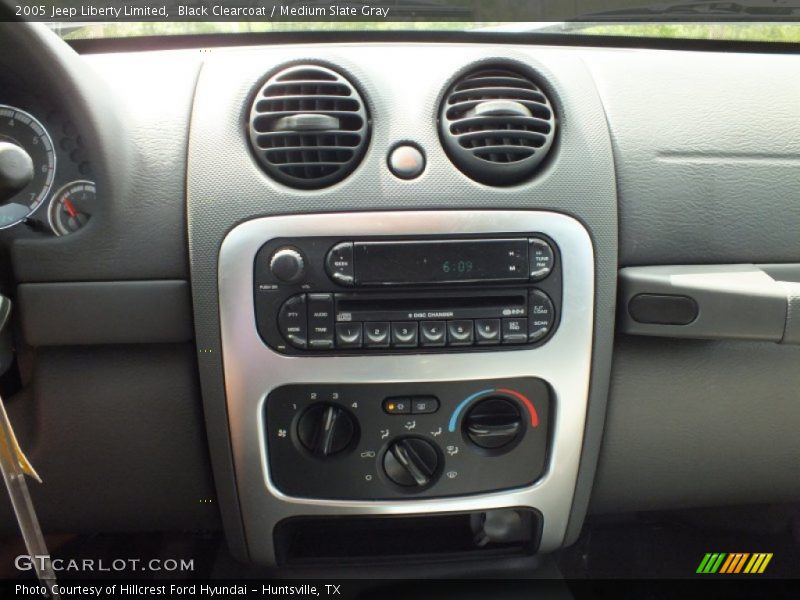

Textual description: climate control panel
[265,377,550,500]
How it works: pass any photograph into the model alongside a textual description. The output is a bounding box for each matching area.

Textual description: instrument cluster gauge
[47,180,94,236]
[0,105,56,229]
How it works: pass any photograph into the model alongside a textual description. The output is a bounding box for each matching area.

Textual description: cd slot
[335,292,527,322]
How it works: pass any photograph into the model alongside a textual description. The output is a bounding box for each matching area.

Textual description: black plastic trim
[18,280,193,346]
[67,30,800,56]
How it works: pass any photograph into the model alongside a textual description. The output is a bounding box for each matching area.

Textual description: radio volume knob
[270,247,305,283]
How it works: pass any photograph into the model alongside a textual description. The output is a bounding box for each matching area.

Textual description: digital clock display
[354,239,529,285]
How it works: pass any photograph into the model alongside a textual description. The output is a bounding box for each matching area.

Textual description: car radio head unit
[253,235,562,355]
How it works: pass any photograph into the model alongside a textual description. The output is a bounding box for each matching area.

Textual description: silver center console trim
[218,210,595,565]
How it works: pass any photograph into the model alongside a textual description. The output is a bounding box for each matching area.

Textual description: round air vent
[248,65,370,189]
[439,66,556,186]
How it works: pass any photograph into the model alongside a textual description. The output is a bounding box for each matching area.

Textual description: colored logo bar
[696,552,773,574]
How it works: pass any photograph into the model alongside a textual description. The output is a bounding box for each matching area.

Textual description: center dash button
[308,293,335,349]
[383,397,411,414]
[391,322,418,348]
[365,322,390,348]
[411,396,439,414]
[475,319,501,344]
[502,317,528,344]
[447,320,474,346]
[325,242,355,286]
[277,294,308,349]
[335,322,362,348]
[420,321,446,347]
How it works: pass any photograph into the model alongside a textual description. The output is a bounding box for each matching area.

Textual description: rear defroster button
[528,290,555,342]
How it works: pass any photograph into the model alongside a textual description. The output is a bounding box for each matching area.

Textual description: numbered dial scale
[265,378,551,500]
[0,105,56,229]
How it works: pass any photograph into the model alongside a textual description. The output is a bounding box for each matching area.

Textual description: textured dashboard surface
[0,344,219,534]
[186,43,619,559]
[592,335,800,513]
[584,49,800,266]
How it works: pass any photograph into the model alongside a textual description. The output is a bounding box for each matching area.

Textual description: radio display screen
[354,239,528,285]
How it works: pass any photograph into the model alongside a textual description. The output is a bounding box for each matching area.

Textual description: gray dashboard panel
[186,44,619,559]
[0,344,219,534]
[592,335,800,513]
[582,49,800,266]
[18,280,193,346]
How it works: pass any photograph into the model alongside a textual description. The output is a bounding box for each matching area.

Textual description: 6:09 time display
[441,260,474,274]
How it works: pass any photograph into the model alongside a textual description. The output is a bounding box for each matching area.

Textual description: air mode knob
[296,403,357,458]
[382,437,440,489]
[269,247,305,283]
[463,397,523,452]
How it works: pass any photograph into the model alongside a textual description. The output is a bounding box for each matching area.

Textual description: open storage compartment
[273,509,542,566]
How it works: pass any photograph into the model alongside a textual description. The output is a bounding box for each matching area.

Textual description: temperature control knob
[463,397,523,451]
[269,247,305,283]
[296,403,357,458]
[382,437,440,489]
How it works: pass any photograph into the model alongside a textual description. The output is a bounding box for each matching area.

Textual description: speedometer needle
[63,198,78,218]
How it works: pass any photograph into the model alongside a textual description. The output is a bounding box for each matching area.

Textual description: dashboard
[0,23,799,577]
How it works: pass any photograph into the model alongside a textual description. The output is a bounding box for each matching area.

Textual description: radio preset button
[420,321,446,347]
[447,320,474,346]
[335,322,363,348]
[475,319,501,344]
[325,242,355,286]
[308,293,335,348]
[502,318,528,344]
[528,238,555,281]
[528,290,555,342]
[365,322,390,348]
[277,294,308,349]
[391,322,419,348]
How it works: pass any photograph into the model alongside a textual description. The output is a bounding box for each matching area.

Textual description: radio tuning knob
[382,437,440,489]
[269,247,305,283]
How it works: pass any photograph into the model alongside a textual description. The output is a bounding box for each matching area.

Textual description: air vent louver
[249,65,370,189]
[439,66,556,186]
